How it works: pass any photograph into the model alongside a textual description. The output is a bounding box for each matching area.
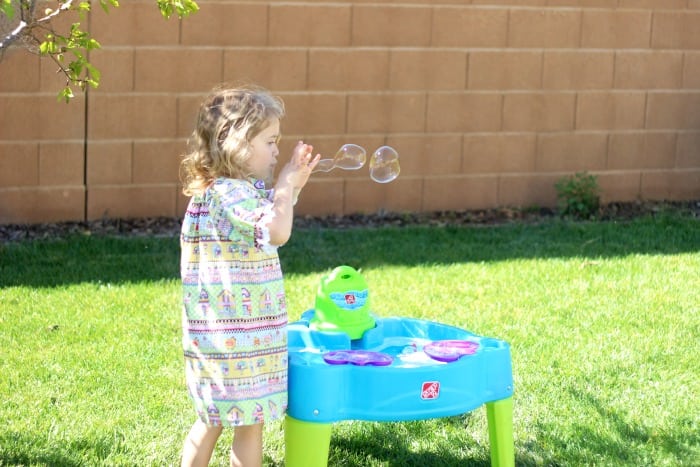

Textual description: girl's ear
[217,121,233,150]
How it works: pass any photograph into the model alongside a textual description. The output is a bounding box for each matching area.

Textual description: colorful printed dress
[180,177,288,427]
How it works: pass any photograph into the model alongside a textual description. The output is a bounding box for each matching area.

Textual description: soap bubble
[334,144,366,170]
[313,144,366,173]
[369,146,400,183]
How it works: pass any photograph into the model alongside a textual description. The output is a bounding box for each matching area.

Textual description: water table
[285,266,515,467]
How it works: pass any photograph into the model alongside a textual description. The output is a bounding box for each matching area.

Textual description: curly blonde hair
[180,85,285,196]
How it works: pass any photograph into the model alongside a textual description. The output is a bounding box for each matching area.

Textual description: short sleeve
[207,178,276,252]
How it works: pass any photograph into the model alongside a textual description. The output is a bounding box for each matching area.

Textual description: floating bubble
[313,144,366,173]
[369,146,400,183]
[334,144,366,170]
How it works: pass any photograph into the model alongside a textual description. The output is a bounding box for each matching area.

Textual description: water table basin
[288,310,514,423]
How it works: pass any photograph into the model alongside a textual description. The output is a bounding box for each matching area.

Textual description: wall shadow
[1,214,698,288]
[0,235,181,288]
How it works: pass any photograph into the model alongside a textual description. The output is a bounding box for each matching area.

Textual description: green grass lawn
[1,211,698,466]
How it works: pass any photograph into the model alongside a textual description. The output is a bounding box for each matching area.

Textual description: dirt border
[1,200,698,243]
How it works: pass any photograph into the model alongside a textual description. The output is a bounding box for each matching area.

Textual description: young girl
[179,85,320,467]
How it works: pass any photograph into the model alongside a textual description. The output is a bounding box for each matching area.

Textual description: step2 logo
[421,381,440,400]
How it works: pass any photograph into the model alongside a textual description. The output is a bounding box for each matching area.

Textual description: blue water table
[285,266,515,466]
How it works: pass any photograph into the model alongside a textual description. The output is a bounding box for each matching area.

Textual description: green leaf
[157,0,199,19]
[1,0,15,19]
[58,86,74,103]
[68,60,84,77]
[85,62,101,83]
[98,0,119,14]
[86,38,101,50]
[39,37,59,55]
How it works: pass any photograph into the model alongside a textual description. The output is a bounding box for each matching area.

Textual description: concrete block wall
[1,0,699,224]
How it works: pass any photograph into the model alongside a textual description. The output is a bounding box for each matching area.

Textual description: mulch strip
[1,201,697,243]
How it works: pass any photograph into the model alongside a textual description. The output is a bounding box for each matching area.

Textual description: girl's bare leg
[230,423,263,467]
[181,419,223,467]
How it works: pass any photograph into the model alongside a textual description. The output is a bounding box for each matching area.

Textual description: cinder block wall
[1,0,699,224]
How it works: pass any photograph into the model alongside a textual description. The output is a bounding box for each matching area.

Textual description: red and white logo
[421,381,440,400]
[344,293,356,305]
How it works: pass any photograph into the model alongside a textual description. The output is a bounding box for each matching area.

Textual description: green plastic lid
[310,265,376,339]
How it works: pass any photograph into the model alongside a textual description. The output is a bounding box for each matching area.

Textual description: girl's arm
[267,141,320,246]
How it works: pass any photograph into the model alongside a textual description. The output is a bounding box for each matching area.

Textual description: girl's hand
[268,141,321,246]
[278,141,321,189]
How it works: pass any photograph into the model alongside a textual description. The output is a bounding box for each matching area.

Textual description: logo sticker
[329,290,368,310]
[421,381,440,400]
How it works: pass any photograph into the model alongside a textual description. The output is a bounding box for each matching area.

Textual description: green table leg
[486,397,514,467]
[285,415,333,467]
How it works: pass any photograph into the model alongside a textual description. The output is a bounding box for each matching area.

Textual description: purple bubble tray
[323,350,393,366]
[423,340,480,362]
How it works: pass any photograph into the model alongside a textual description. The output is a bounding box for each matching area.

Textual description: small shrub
[555,172,601,220]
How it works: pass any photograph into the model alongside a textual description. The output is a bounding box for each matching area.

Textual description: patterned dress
[180,177,288,427]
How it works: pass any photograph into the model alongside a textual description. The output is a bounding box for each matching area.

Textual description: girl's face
[247,118,281,184]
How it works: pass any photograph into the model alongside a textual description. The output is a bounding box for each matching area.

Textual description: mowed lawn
[1,211,698,466]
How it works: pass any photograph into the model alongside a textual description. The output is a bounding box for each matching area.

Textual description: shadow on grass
[563,388,698,465]
[516,388,700,466]
[0,235,181,287]
[327,418,491,467]
[285,214,699,275]
[1,213,698,287]
[0,431,119,467]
